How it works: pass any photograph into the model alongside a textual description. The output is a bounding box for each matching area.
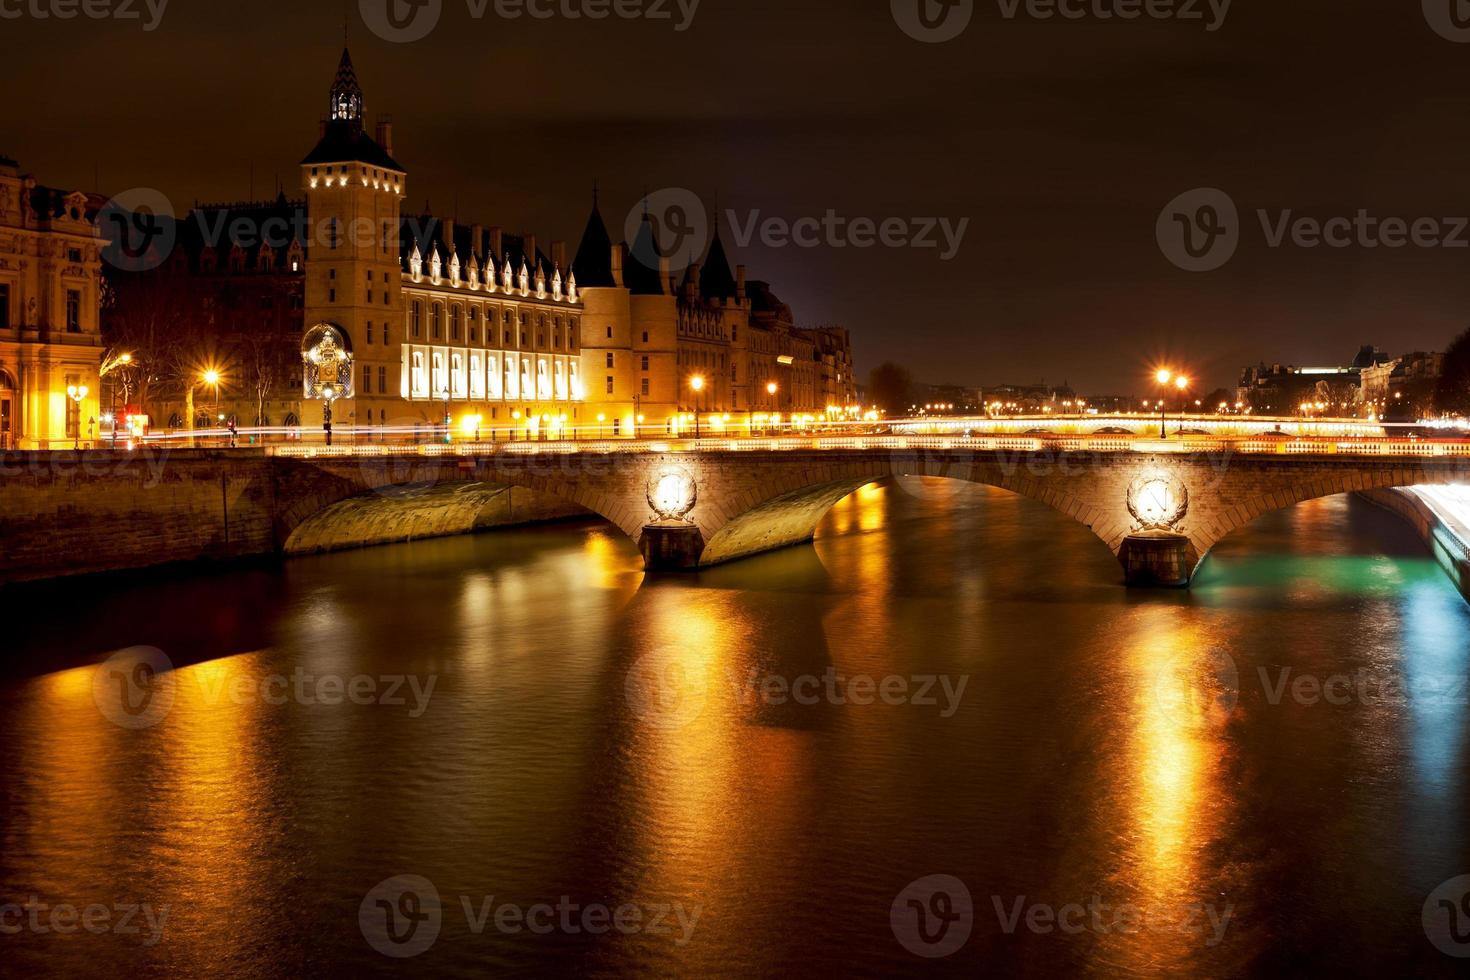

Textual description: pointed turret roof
[302,48,403,171]
[571,191,615,288]
[624,213,665,295]
[699,224,737,300]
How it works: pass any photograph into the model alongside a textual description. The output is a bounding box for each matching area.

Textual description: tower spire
[330,47,364,128]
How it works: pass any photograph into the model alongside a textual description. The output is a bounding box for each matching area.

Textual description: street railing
[261,434,1470,460]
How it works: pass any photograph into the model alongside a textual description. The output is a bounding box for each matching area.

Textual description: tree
[1435,327,1470,418]
[867,362,913,415]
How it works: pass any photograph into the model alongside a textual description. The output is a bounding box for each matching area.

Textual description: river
[2,478,1468,976]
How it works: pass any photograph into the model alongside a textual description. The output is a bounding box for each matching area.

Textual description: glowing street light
[690,375,706,439]
[66,384,89,449]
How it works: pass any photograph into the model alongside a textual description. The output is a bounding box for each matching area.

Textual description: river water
[2,478,1469,977]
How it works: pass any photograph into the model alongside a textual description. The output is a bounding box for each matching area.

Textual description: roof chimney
[471,224,484,259]
[375,117,394,157]
[736,264,747,302]
[489,226,502,258]
[524,233,537,268]
[611,244,624,288]
[551,241,566,271]
[442,218,455,254]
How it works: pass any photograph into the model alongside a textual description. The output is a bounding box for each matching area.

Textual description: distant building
[103,195,307,432]
[981,382,1077,414]
[1360,350,1444,420]
[1236,345,1388,416]
[0,155,106,448]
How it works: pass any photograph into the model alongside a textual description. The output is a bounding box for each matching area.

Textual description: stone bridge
[3,444,1468,587]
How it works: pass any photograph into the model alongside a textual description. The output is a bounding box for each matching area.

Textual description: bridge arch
[1185,462,1470,577]
[272,455,650,557]
[694,455,1116,568]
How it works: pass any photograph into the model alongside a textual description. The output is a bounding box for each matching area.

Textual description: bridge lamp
[1155,369,1172,386]
[689,375,706,439]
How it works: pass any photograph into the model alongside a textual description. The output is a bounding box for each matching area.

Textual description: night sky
[6,0,1470,394]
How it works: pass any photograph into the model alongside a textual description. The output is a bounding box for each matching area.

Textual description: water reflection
[0,483,1467,975]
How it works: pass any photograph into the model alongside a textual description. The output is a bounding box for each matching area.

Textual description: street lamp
[1174,375,1190,435]
[321,383,338,446]
[690,375,706,439]
[100,351,134,448]
[1154,369,1172,438]
[66,384,88,449]
[439,387,451,443]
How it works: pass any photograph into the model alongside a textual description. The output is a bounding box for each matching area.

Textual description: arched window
[284,413,299,428]
[167,412,182,428]
[431,304,442,339]
[451,305,461,340]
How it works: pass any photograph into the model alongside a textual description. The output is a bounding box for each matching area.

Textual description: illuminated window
[66,290,81,332]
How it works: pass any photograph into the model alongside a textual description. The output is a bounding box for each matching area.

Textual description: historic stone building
[0,155,105,448]
[296,49,856,439]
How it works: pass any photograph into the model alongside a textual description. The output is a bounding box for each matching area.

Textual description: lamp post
[66,384,88,449]
[321,383,338,446]
[690,375,706,440]
[766,381,778,434]
[100,351,133,448]
[1154,369,1172,439]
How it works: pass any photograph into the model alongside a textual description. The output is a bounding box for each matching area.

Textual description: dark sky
[6,0,1470,394]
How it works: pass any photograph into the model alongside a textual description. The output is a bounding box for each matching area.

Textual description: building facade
[295,49,856,440]
[0,156,105,449]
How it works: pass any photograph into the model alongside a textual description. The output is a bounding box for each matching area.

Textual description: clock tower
[300,48,407,433]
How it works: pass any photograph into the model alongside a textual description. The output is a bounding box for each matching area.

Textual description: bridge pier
[1119,532,1193,588]
[639,522,706,572]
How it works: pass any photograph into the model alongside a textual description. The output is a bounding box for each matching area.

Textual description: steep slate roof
[571,196,615,288]
[699,227,737,299]
[301,121,404,171]
[623,213,666,295]
[399,214,556,283]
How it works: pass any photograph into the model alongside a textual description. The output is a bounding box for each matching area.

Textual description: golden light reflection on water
[1108,608,1233,971]
[147,654,277,973]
